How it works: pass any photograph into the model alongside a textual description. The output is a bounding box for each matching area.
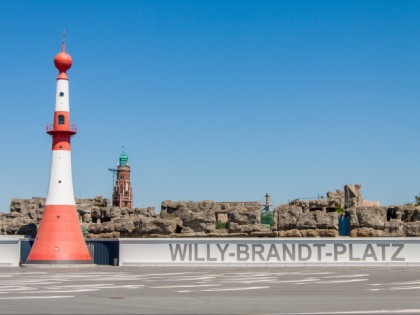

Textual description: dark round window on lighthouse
[58,115,65,125]
[59,92,64,97]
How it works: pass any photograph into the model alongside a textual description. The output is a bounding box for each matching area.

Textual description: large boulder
[278,229,302,237]
[9,198,45,221]
[403,222,420,237]
[289,199,309,212]
[327,190,345,208]
[400,206,420,222]
[384,221,404,237]
[350,228,384,237]
[296,212,317,230]
[276,205,303,230]
[348,209,359,228]
[355,207,386,229]
[133,217,182,236]
[133,207,156,217]
[314,211,338,230]
[344,184,363,208]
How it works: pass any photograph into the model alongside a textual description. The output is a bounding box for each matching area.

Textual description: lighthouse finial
[54,30,72,80]
[62,30,66,52]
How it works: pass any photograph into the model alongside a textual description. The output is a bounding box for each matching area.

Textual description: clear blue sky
[1,0,420,212]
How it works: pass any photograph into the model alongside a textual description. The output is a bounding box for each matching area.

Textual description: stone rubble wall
[2,184,420,238]
[160,200,271,237]
[273,203,420,238]
[274,205,339,237]
[0,197,269,238]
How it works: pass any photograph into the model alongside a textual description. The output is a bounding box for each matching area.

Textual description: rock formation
[344,184,363,208]
[273,185,420,237]
[275,205,338,237]
[0,197,270,238]
[160,200,272,237]
[2,184,420,238]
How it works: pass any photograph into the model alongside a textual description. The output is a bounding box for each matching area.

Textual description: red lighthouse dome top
[54,33,72,80]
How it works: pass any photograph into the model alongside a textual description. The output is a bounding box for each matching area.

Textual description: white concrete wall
[119,238,420,266]
[0,236,21,267]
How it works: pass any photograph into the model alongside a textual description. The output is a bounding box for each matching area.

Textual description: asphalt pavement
[0,266,419,314]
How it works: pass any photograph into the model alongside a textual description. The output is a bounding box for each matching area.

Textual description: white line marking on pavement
[2,279,61,286]
[151,284,221,289]
[273,278,320,283]
[222,277,277,281]
[235,279,276,284]
[389,286,420,291]
[141,272,199,276]
[285,272,335,276]
[201,286,270,292]
[389,280,420,285]
[90,285,144,289]
[0,287,36,292]
[0,281,62,286]
[22,289,100,293]
[321,274,369,279]
[0,295,74,300]
[369,280,420,287]
[314,279,368,284]
[369,285,420,291]
[48,284,114,288]
[159,276,216,282]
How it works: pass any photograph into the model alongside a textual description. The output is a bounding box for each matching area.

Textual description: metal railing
[46,123,77,133]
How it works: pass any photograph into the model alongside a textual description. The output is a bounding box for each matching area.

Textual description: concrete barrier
[0,236,22,267]
[119,238,420,266]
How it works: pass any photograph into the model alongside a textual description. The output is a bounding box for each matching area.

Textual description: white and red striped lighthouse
[26,37,92,264]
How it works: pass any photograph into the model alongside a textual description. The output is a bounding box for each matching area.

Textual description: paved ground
[0,266,419,314]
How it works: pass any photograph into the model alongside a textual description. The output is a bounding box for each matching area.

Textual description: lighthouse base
[26,204,93,264]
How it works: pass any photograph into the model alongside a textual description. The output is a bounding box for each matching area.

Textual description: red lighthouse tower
[26,36,92,265]
[112,149,133,208]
